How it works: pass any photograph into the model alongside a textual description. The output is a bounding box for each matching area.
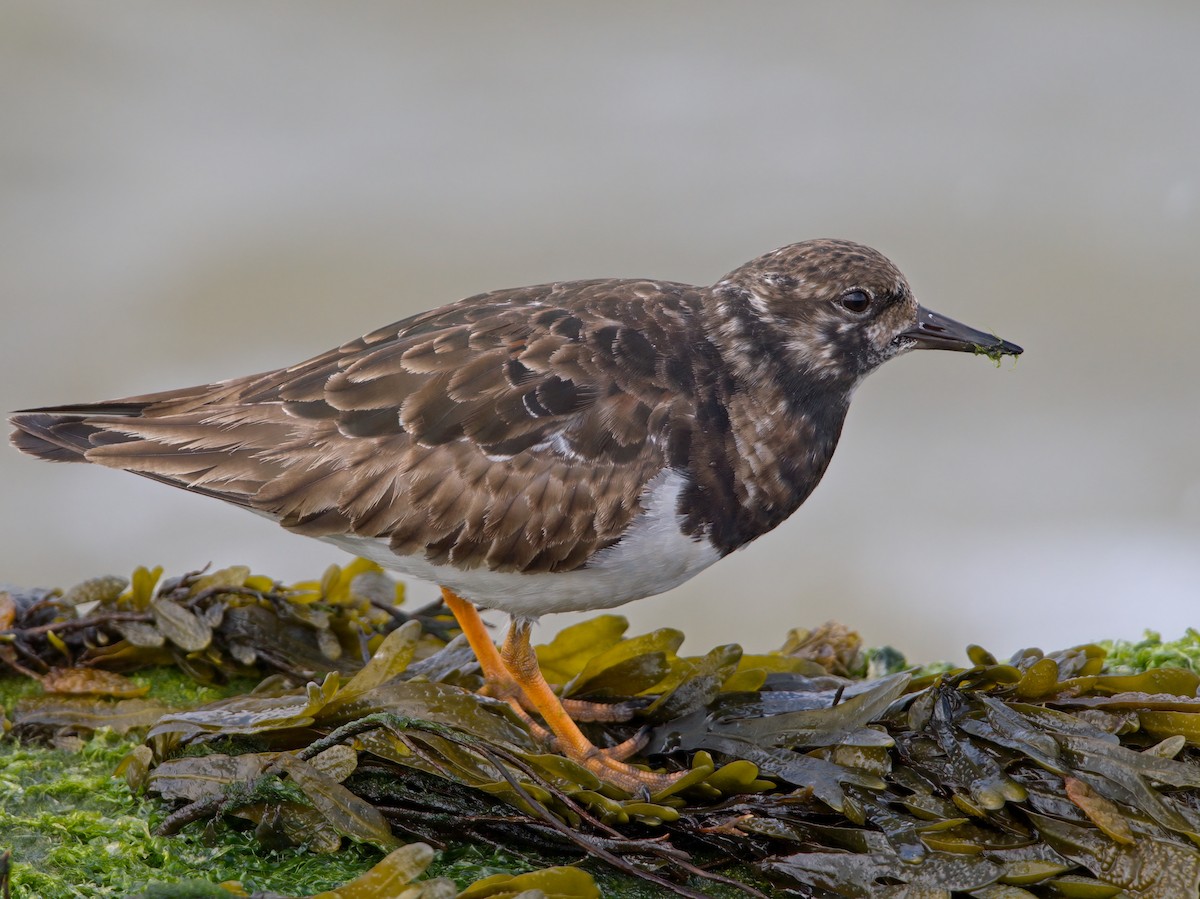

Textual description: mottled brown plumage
[10,238,1022,791]
[16,280,700,574]
[11,240,1021,597]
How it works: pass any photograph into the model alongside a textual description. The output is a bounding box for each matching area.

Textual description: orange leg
[501,617,683,795]
[440,587,511,686]
[439,587,637,723]
[440,588,675,790]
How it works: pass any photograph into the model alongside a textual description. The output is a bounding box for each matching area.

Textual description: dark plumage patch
[613,329,657,376]
[479,431,545,458]
[521,390,552,418]
[504,358,535,387]
[532,308,567,325]
[551,315,582,340]
[535,376,584,416]
[284,400,338,420]
[338,408,402,437]
[664,355,694,392]
[591,324,620,354]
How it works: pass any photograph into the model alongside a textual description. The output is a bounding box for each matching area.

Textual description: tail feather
[14,402,157,417]
[9,401,268,510]
[10,422,88,462]
[9,406,150,463]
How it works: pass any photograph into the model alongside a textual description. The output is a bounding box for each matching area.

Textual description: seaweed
[8,563,1200,897]
[0,559,446,690]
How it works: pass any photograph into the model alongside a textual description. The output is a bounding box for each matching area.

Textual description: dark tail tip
[10,410,84,458]
[9,411,99,463]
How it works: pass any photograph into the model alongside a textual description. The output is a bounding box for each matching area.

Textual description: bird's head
[714,239,1022,384]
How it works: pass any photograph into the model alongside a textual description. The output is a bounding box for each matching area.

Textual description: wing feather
[9,279,707,573]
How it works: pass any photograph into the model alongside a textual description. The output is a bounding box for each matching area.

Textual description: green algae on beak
[901,305,1023,359]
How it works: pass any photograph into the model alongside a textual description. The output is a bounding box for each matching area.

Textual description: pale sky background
[2,2,1198,663]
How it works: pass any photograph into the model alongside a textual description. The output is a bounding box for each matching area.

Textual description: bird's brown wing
[10,279,707,573]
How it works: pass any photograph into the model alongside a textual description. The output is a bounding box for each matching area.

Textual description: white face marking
[784,336,842,377]
[322,469,720,617]
[746,290,772,317]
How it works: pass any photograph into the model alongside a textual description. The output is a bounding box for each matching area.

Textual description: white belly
[322,469,721,618]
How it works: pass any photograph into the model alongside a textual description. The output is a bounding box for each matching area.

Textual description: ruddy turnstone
[10,239,1021,791]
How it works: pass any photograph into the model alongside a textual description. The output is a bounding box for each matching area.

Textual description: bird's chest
[679,385,848,555]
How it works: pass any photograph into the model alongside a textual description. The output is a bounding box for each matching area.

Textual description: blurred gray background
[2,2,1197,663]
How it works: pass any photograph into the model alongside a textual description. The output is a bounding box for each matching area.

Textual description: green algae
[0,675,39,718]
[972,337,1021,366]
[0,731,382,898]
[0,663,385,898]
[0,731,605,898]
[1102,628,1200,674]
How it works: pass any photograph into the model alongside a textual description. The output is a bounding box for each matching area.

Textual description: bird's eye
[840,289,872,314]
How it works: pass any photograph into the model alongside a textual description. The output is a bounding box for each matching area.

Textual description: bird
[10,238,1021,792]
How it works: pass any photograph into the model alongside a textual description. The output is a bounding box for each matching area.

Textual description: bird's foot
[572,745,690,798]
[561,696,640,723]
[487,684,684,795]
[491,689,646,758]
[535,724,648,764]
[482,678,638,722]
[594,727,649,762]
[440,594,695,796]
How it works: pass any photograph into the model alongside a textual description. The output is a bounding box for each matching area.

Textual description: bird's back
[10,278,727,584]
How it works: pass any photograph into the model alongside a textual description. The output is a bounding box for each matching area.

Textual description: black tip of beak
[996,337,1024,356]
[901,307,1022,359]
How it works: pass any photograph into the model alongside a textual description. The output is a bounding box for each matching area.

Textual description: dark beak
[899,306,1023,359]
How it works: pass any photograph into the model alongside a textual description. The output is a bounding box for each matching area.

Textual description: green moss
[0,730,384,898]
[125,668,262,710]
[0,675,40,717]
[426,843,538,888]
[1101,628,1200,674]
[0,727,731,898]
[0,665,254,725]
[1,729,649,898]
[137,884,235,899]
